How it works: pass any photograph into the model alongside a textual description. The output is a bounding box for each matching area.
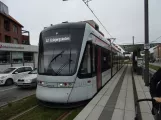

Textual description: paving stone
[74,104,95,120]
[105,87,115,96]
[115,97,126,109]
[86,105,104,120]
[98,107,114,120]
[98,87,108,95]
[125,97,135,111]
[141,113,155,120]
[118,90,127,98]
[137,91,146,99]
[121,84,127,90]
[139,101,151,114]
[124,110,135,120]
[88,94,103,105]
[75,66,127,120]
[126,90,134,99]
[111,109,124,120]
[97,95,110,107]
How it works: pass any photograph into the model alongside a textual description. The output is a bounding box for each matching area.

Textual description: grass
[64,107,83,120]
[14,106,67,120]
[0,92,84,120]
[14,106,84,120]
[124,60,132,64]
[149,64,161,71]
[0,95,37,120]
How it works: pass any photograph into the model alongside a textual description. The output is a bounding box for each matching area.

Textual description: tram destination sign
[44,35,71,44]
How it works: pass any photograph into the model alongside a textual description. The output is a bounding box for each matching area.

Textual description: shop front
[0,42,38,71]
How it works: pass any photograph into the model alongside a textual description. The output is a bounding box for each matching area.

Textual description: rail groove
[8,105,38,120]
[56,110,73,120]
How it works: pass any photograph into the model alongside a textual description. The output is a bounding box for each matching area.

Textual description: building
[0,2,38,71]
[153,44,161,61]
[0,1,30,44]
[0,42,38,71]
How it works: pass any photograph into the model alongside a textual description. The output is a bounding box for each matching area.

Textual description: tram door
[96,47,102,91]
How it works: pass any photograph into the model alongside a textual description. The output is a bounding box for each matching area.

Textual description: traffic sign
[144,43,150,49]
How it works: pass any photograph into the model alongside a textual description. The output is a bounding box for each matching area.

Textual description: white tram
[36,20,124,106]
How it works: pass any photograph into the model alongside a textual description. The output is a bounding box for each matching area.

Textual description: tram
[36,20,124,106]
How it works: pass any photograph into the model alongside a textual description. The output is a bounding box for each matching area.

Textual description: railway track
[0,97,83,120]
[56,110,73,120]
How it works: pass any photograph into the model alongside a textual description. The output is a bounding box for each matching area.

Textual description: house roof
[0,12,23,27]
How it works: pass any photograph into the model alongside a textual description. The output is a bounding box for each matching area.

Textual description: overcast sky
[1,0,161,45]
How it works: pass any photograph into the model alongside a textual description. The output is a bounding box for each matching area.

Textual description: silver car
[15,68,37,88]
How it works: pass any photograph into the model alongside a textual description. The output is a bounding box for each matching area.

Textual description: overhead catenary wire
[119,35,161,45]
[150,35,161,43]
[82,0,113,38]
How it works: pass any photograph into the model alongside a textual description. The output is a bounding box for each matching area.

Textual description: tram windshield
[38,28,85,76]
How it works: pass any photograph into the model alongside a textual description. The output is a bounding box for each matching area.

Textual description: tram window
[92,44,96,75]
[101,48,111,72]
[78,44,92,78]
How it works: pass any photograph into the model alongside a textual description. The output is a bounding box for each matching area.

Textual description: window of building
[13,25,18,34]
[5,35,11,43]
[13,38,18,44]
[22,40,29,45]
[12,52,23,64]
[24,52,33,63]
[4,19,10,31]
[0,51,10,64]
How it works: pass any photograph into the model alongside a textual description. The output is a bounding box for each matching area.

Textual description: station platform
[74,65,154,120]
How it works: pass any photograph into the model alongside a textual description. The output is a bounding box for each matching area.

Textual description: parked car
[15,68,37,88]
[0,66,33,86]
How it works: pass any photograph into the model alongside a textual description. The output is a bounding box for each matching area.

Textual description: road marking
[0,87,17,92]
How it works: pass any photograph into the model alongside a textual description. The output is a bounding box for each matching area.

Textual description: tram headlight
[38,81,45,86]
[58,82,74,88]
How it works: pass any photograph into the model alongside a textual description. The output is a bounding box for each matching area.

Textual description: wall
[21,35,29,45]
[153,45,161,61]
[0,43,38,70]
[0,14,22,44]
[34,53,38,68]
[0,42,38,52]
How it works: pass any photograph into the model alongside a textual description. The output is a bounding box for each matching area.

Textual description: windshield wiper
[47,50,65,71]
[48,50,65,66]
[46,50,65,75]
[55,59,74,75]
[55,48,73,75]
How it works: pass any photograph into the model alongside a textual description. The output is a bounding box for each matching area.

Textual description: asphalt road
[0,85,35,107]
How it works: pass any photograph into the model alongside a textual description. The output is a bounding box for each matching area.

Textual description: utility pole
[144,0,149,86]
[133,36,134,45]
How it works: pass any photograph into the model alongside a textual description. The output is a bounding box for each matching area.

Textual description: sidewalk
[74,65,154,120]
[134,73,154,120]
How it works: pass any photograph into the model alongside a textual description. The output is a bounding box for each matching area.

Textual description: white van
[0,66,33,85]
